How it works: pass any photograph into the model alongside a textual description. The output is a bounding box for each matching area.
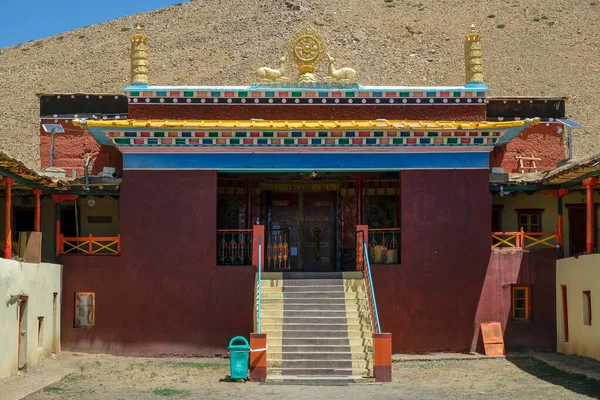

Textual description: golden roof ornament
[256,55,290,82]
[325,54,358,83]
[464,24,484,85]
[130,25,149,86]
[289,24,326,82]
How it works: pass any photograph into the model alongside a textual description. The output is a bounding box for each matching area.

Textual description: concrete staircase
[259,271,374,383]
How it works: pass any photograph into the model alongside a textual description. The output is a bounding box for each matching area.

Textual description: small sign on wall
[290,247,298,256]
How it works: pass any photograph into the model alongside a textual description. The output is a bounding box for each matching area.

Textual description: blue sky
[0,0,186,48]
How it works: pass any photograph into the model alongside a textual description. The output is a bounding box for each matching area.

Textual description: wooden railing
[492,228,558,250]
[60,234,120,255]
[368,228,401,264]
[266,228,291,271]
[217,229,253,266]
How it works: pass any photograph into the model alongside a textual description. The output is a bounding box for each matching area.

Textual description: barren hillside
[0,0,599,169]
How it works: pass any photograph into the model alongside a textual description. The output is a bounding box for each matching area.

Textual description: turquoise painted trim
[123,84,490,93]
[89,130,113,146]
[257,239,262,334]
[495,126,527,146]
[122,151,490,170]
[465,82,488,89]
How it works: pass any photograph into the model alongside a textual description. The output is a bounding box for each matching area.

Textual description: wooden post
[55,203,61,257]
[252,225,265,271]
[3,177,14,259]
[249,333,267,382]
[374,333,392,382]
[356,224,369,271]
[32,189,43,232]
[582,177,598,254]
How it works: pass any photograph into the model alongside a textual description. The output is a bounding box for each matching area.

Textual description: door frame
[565,203,597,256]
[265,190,339,272]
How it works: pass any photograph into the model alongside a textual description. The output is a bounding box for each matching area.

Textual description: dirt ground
[7,352,599,400]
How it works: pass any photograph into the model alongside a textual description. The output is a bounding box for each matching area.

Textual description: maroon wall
[373,169,492,353]
[129,104,486,121]
[373,170,557,353]
[470,249,557,351]
[61,170,255,356]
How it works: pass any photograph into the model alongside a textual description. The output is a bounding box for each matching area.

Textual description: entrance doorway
[567,205,593,256]
[267,191,336,272]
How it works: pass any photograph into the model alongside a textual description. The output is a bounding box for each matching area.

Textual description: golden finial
[464,24,483,85]
[130,25,149,86]
[288,24,326,82]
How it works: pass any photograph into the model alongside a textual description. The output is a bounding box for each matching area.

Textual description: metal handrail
[257,235,262,333]
[363,240,382,334]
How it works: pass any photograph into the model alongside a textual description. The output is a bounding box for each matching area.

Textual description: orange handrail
[60,234,120,255]
[492,228,558,249]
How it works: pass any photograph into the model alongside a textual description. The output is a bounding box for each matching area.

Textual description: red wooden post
[117,234,121,254]
[582,177,598,254]
[88,234,93,254]
[32,189,43,232]
[3,177,14,258]
[252,225,265,271]
[374,333,392,382]
[59,234,64,255]
[249,333,267,382]
[356,224,369,271]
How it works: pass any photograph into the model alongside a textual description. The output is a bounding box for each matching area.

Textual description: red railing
[368,228,401,264]
[60,234,120,255]
[492,228,558,250]
[217,229,253,266]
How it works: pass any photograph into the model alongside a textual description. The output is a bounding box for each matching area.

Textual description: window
[75,292,95,328]
[561,285,569,341]
[583,291,592,326]
[37,316,44,349]
[517,209,543,232]
[512,286,531,320]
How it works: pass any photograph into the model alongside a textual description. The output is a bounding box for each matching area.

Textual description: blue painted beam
[123,151,490,171]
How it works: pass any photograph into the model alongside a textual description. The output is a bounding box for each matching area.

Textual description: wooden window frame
[74,292,95,329]
[583,290,592,326]
[516,209,543,233]
[561,285,569,342]
[511,285,531,321]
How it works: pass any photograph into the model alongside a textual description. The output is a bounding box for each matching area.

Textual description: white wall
[556,255,600,361]
[0,259,62,379]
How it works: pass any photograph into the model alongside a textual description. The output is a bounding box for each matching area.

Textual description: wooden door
[568,206,587,255]
[302,192,335,272]
[268,192,299,270]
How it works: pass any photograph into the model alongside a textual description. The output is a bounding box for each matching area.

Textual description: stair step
[280,339,370,346]
[273,352,371,361]
[268,367,371,376]
[263,310,362,318]
[265,375,375,385]
[262,330,373,339]
[281,272,344,279]
[262,298,369,305]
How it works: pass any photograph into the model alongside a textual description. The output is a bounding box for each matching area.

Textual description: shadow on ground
[506,356,600,399]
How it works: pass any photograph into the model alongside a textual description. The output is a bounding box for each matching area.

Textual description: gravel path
[3,352,598,400]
